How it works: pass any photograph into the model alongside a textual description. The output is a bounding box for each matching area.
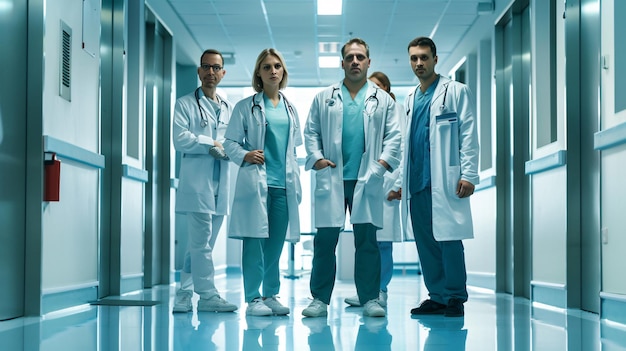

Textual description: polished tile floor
[1,272,625,351]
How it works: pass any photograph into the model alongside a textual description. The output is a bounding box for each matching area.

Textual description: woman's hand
[244,150,265,164]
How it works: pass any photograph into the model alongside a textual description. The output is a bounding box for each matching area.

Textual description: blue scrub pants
[378,241,393,293]
[409,187,468,304]
[242,187,289,302]
[310,180,381,305]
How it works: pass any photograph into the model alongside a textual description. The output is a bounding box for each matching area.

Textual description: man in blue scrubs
[401,37,479,318]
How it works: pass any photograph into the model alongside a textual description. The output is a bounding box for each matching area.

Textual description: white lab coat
[401,76,479,241]
[304,81,402,229]
[224,92,303,243]
[173,89,232,215]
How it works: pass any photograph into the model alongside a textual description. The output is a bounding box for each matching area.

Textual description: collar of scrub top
[251,91,297,126]
[326,81,379,118]
[195,87,228,128]
[406,75,449,115]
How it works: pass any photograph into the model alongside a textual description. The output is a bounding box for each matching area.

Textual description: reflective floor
[1,272,625,351]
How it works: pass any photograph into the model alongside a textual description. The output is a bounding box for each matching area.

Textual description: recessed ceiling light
[317,0,342,15]
[319,56,340,68]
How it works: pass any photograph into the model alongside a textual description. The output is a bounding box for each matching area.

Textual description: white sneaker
[344,294,361,307]
[263,296,290,315]
[363,299,386,317]
[173,290,192,313]
[378,291,388,307]
[198,295,238,312]
[246,298,273,316]
[302,298,328,318]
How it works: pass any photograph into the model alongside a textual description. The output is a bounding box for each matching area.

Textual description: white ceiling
[148,0,499,87]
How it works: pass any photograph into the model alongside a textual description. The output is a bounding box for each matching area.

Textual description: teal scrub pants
[242,187,289,302]
[309,180,381,305]
[409,187,468,305]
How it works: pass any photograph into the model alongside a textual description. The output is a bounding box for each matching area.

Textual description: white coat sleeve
[172,98,214,154]
[389,104,406,191]
[223,101,250,167]
[379,98,402,172]
[457,85,480,185]
[303,95,325,170]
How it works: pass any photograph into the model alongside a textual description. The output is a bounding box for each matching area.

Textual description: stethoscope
[406,82,450,116]
[325,86,380,115]
[325,87,341,106]
[195,87,228,128]
[251,92,296,120]
[438,82,450,112]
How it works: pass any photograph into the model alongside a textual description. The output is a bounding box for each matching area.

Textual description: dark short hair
[407,37,437,57]
[200,49,224,66]
[341,38,370,58]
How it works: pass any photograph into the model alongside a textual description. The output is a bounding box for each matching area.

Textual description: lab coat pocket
[178,155,209,193]
[436,112,460,166]
[314,166,332,198]
[234,163,263,200]
[363,160,385,197]
[446,166,461,197]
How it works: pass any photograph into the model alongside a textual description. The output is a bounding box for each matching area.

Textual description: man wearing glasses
[172,49,236,313]
[302,38,402,318]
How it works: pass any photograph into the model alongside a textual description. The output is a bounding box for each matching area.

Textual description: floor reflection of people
[355,317,392,351]
[173,312,221,351]
[243,316,289,351]
[301,317,335,351]
[415,316,467,351]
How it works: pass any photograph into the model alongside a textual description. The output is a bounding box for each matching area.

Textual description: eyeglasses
[200,64,223,72]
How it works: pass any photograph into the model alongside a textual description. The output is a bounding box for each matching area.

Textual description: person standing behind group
[302,38,402,318]
[224,48,302,317]
[344,71,404,308]
[401,36,479,318]
[172,49,237,313]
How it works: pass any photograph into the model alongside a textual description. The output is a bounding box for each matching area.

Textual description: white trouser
[181,212,224,299]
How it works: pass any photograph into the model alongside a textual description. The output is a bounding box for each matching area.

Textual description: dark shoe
[444,298,465,317]
[410,299,446,315]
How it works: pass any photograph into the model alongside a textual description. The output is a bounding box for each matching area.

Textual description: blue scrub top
[341,83,366,180]
[409,76,439,195]
[264,95,289,188]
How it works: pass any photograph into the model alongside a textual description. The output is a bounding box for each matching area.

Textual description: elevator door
[0,0,27,320]
[144,9,174,286]
[496,3,532,297]
[579,0,601,314]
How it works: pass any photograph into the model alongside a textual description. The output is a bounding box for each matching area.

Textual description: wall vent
[59,21,72,101]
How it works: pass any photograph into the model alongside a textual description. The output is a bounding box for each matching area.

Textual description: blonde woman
[224,48,302,316]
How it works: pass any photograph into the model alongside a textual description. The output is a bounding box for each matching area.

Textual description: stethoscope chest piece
[326,98,335,106]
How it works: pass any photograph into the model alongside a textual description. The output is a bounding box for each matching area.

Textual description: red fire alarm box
[44,152,61,201]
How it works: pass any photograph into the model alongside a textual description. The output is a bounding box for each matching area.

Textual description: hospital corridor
[1,0,626,350]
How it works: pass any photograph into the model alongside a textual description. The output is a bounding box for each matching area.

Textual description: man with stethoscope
[171,49,237,313]
[400,37,479,318]
[302,38,402,318]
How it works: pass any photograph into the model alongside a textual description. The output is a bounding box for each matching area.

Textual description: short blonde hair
[252,48,289,92]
